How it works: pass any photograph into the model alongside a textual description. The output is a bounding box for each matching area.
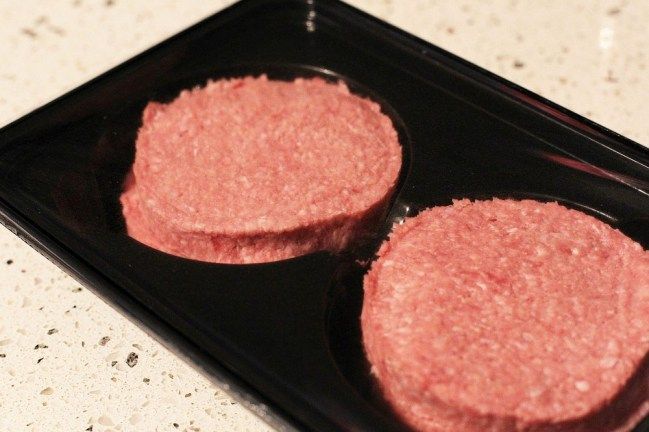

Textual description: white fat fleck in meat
[521,332,534,342]
[528,387,543,398]
[599,357,618,369]
[575,381,590,392]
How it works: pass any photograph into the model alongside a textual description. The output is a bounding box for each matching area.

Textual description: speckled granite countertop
[0,1,647,431]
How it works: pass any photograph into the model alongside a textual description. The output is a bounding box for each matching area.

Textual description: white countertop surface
[1,1,647,431]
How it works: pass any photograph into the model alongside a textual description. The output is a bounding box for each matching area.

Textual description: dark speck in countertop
[606,69,619,83]
[607,7,621,15]
[126,352,138,367]
[20,28,37,38]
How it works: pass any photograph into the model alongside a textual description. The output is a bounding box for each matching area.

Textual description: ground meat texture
[120,75,401,263]
[361,199,649,432]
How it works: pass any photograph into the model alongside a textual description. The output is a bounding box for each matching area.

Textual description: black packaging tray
[1,1,649,430]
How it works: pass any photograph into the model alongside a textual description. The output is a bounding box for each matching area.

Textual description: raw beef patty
[362,199,649,432]
[121,75,402,263]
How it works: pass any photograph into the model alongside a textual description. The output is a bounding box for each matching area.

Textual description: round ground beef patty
[362,199,649,432]
[120,75,401,263]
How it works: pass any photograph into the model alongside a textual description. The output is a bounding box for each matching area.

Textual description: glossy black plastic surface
[1,1,649,430]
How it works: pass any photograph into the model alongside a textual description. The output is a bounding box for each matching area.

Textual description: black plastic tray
[2,1,649,430]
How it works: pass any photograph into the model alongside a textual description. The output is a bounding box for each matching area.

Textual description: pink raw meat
[121,75,402,263]
[362,199,649,432]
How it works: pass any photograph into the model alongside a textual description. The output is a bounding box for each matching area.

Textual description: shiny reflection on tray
[536,150,649,194]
